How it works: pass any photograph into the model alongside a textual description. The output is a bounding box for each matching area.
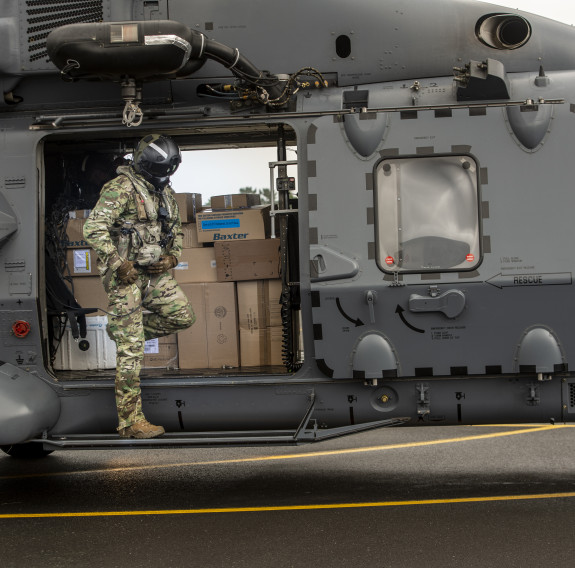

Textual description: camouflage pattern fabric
[105,270,195,430]
[84,165,183,270]
[84,167,194,430]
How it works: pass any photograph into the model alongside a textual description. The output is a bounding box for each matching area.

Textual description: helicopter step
[34,417,410,451]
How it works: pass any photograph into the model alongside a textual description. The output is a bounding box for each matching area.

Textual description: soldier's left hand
[147,255,178,274]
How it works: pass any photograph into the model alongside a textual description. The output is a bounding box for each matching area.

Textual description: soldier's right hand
[116,260,138,285]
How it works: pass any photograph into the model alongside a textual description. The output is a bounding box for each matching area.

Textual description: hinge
[416,383,430,417]
[527,383,540,406]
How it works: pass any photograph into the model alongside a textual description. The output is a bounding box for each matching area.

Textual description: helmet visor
[143,154,181,178]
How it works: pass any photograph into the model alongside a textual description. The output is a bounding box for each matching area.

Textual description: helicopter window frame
[373,153,483,274]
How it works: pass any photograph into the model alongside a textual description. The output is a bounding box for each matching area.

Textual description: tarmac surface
[1,423,575,567]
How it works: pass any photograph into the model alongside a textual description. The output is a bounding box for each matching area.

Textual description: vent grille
[570,383,575,409]
[23,0,104,67]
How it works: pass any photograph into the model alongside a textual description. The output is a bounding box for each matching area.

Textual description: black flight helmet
[133,134,181,189]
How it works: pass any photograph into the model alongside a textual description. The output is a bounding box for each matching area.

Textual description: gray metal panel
[0,363,60,445]
[46,376,564,434]
[166,0,575,84]
[307,71,575,379]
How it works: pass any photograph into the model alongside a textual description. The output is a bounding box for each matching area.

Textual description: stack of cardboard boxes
[54,209,114,370]
[63,210,108,311]
[55,192,283,371]
[237,280,283,366]
[58,209,182,370]
[185,191,283,369]
[173,192,240,369]
[148,192,205,370]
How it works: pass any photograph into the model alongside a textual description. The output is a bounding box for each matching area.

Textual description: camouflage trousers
[104,270,195,430]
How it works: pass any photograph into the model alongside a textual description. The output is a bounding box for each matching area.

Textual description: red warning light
[385,256,395,266]
[12,320,31,338]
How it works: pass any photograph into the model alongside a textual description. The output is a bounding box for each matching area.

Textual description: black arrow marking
[336,298,364,327]
[395,305,425,334]
[485,273,503,289]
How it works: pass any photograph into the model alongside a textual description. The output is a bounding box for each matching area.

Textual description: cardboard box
[178,282,238,369]
[53,316,116,370]
[173,248,217,283]
[63,218,90,248]
[237,281,267,331]
[175,192,203,222]
[181,222,201,248]
[69,209,91,219]
[266,279,283,327]
[215,238,280,282]
[143,334,178,369]
[237,279,282,331]
[211,193,261,210]
[176,284,209,368]
[69,276,109,315]
[239,326,284,367]
[66,248,99,277]
[240,328,268,367]
[204,282,238,368]
[196,205,271,243]
[267,326,284,366]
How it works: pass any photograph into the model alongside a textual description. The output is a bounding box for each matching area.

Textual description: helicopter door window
[374,155,481,273]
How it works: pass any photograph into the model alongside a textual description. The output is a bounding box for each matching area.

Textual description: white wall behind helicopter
[490,1,575,25]
[171,0,575,205]
[171,146,295,206]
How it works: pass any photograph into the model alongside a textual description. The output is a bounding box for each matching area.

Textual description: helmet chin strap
[151,177,169,191]
[136,167,168,192]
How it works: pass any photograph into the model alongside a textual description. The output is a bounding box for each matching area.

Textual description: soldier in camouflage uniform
[84,135,195,439]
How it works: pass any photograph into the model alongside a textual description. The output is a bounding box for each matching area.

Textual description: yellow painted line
[0,424,562,481]
[2,491,575,519]
[473,424,575,428]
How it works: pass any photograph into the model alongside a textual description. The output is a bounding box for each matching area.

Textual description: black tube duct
[202,36,284,100]
[47,21,282,99]
[47,21,207,81]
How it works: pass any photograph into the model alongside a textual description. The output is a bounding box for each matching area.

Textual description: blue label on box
[201,218,240,230]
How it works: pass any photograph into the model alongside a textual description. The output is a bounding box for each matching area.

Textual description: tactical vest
[114,167,176,266]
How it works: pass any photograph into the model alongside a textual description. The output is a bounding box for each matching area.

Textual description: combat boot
[119,420,165,439]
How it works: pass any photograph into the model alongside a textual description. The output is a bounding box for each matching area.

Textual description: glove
[146,255,178,275]
[116,260,139,285]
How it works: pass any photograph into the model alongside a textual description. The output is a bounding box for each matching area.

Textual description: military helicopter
[0,0,574,458]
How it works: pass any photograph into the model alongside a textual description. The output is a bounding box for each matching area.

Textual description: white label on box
[69,209,91,219]
[174,262,189,270]
[86,318,106,331]
[144,338,159,354]
[73,249,91,273]
[210,260,217,268]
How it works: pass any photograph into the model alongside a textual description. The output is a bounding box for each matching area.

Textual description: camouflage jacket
[83,166,183,272]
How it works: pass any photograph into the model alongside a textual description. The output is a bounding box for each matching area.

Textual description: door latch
[365,290,377,323]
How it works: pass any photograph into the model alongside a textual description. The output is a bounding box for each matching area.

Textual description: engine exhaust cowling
[476,14,532,50]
